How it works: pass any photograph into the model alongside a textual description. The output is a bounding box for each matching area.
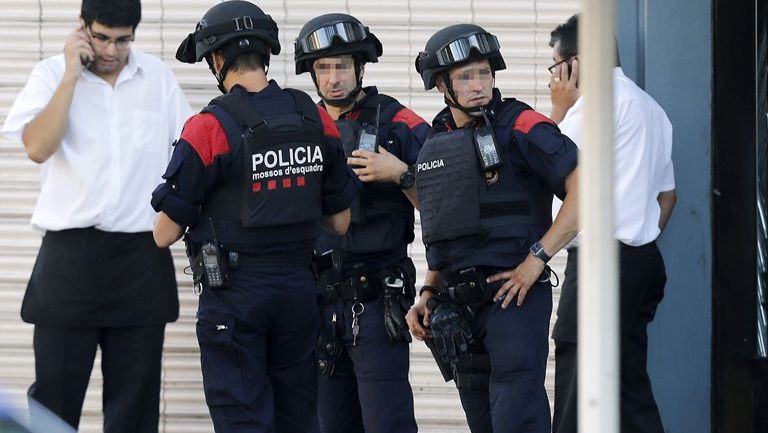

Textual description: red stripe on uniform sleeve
[317,105,341,139]
[180,113,230,167]
[392,107,428,130]
[513,110,556,134]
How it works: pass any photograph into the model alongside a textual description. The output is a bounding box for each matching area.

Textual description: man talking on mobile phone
[548,14,676,433]
[1,1,192,432]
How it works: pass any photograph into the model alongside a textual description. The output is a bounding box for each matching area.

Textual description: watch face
[400,171,415,189]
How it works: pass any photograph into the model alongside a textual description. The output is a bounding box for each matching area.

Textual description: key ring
[352,302,365,316]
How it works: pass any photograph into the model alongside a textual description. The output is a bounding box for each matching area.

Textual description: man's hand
[64,27,95,80]
[347,147,407,183]
[486,254,546,308]
[406,292,433,341]
[549,58,580,124]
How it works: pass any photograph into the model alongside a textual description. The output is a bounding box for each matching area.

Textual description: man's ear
[211,52,224,73]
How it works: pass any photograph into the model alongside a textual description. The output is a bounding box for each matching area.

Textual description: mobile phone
[79,25,93,68]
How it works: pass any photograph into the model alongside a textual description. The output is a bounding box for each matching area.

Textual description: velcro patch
[180,113,229,167]
[513,110,555,134]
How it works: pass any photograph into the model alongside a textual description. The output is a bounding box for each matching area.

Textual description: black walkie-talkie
[474,108,502,171]
[201,219,228,289]
[358,103,380,153]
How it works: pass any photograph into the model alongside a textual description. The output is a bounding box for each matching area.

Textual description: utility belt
[184,233,312,295]
[439,265,556,313]
[316,261,410,305]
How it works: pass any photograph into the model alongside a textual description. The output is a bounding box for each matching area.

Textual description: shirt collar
[320,86,379,119]
[81,49,142,84]
[119,49,141,80]
[432,88,502,131]
[229,79,282,97]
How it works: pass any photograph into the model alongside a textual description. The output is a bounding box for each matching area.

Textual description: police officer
[405,24,579,433]
[151,2,357,432]
[294,13,429,433]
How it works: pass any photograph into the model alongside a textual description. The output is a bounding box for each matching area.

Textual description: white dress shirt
[554,67,675,247]
[3,49,193,233]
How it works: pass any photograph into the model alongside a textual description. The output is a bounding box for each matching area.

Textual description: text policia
[251,145,324,180]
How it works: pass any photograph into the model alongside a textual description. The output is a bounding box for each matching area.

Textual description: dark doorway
[712,0,768,431]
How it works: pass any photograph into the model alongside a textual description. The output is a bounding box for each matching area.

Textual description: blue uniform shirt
[316,87,430,272]
[152,80,358,256]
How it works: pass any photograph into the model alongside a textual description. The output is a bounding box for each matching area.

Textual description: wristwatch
[399,165,416,189]
[529,241,552,263]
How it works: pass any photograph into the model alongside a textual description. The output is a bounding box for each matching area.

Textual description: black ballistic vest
[191,87,326,249]
[331,94,415,255]
[415,100,553,250]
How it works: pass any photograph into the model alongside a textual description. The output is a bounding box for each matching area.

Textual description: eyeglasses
[435,33,500,66]
[298,22,368,53]
[86,27,134,50]
[548,58,571,74]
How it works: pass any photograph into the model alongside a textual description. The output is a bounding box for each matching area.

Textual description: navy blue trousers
[196,264,320,433]
[317,297,417,433]
[457,281,553,433]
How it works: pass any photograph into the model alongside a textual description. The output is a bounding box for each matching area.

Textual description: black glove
[382,274,414,343]
[426,296,473,365]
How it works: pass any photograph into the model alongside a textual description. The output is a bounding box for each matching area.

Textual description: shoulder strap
[354,93,402,125]
[495,98,533,128]
[285,88,321,125]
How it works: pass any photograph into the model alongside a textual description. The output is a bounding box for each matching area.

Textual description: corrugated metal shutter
[0,1,577,431]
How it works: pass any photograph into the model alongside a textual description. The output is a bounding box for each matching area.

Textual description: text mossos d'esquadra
[251,145,324,180]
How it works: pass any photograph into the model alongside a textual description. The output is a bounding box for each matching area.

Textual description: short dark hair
[550,14,621,67]
[550,14,579,60]
[227,52,269,73]
[81,0,141,30]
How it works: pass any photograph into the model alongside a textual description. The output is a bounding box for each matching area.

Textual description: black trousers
[552,243,666,433]
[28,324,166,433]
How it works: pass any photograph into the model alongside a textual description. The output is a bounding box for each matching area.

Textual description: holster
[441,267,502,314]
[316,334,343,377]
[184,233,229,293]
[424,336,454,382]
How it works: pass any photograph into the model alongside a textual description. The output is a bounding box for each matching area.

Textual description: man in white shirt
[1,1,191,431]
[547,14,677,433]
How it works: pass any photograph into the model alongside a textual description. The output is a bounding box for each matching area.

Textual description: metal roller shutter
[0,1,577,431]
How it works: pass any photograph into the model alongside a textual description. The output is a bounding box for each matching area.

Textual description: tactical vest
[190,87,326,249]
[330,94,415,255]
[415,99,553,248]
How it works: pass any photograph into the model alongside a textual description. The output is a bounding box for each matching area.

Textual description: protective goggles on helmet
[299,21,368,53]
[435,33,501,66]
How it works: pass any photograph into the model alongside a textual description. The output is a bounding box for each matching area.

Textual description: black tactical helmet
[415,24,505,90]
[176,0,280,65]
[294,13,382,75]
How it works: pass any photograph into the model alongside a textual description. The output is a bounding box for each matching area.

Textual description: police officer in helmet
[406,24,580,433]
[151,2,358,432]
[295,13,428,433]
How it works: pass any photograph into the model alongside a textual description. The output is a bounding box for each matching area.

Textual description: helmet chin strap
[312,61,364,108]
[442,71,495,117]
